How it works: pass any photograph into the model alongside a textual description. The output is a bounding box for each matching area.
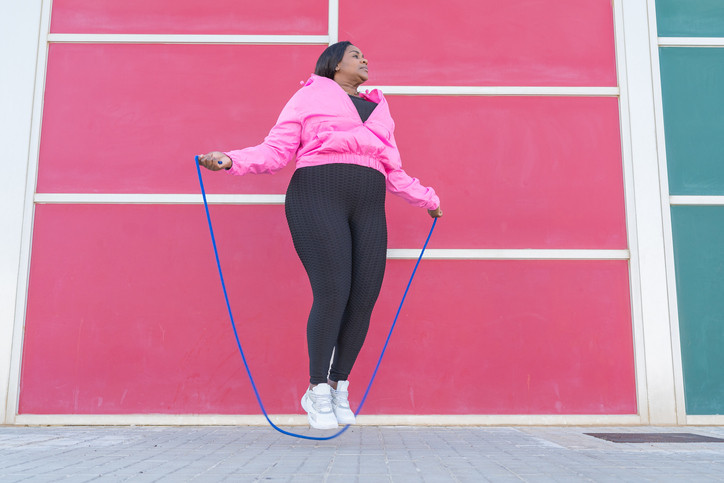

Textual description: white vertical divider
[328,0,339,45]
[0,0,46,425]
[612,0,649,425]
[615,0,679,424]
[647,0,687,423]
[4,0,52,424]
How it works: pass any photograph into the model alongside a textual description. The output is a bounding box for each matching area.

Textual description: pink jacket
[224,74,440,210]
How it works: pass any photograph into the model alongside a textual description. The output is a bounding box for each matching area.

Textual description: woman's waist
[295,153,386,176]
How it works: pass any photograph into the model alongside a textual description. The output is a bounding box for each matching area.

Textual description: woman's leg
[328,169,387,383]
[285,167,353,385]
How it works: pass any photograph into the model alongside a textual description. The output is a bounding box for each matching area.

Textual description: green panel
[656,0,724,37]
[671,206,724,414]
[660,48,724,195]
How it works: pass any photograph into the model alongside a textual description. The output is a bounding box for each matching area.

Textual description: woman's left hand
[428,206,443,218]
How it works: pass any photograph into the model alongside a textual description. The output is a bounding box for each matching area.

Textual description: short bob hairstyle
[314,40,353,79]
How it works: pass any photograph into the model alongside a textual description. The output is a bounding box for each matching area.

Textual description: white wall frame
[612,0,650,425]
[670,196,724,206]
[0,0,46,425]
[47,34,329,45]
[33,193,287,205]
[648,0,687,425]
[14,413,641,427]
[328,0,339,45]
[658,37,724,47]
[387,249,629,260]
[613,0,682,425]
[687,415,724,425]
[362,86,619,96]
[5,0,678,426]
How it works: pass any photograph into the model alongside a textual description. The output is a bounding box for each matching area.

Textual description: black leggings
[285,163,387,384]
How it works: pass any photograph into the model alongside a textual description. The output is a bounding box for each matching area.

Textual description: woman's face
[335,45,368,84]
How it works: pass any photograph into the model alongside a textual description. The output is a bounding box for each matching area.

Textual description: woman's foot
[330,380,356,425]
[301,383,338,429]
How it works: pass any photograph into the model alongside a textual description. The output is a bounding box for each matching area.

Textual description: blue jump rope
[196,156,436,440]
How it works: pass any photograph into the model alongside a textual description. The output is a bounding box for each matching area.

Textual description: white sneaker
[301,383,338,430]
[331,380,356,425]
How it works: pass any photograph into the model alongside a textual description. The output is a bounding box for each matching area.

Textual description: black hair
[314,41,354,79]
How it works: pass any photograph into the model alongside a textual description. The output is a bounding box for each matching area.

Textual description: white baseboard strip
[686,415,724,425]
[13,414,641,426]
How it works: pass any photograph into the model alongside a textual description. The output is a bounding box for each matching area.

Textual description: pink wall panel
[21,204,635,414]
[21,204,308,414]
[366,258,636,414]
[37,44,323,194]
[385,96,626,250]
[50,0,327,35]
[340,0,617,86]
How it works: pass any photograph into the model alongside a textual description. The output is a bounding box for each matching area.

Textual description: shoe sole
[333,405,356,425]
[301,394,338,430]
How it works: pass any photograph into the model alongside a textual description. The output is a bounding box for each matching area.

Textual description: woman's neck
[335,79,360,97]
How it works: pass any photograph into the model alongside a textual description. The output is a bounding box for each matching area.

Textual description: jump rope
[195,155,436,440]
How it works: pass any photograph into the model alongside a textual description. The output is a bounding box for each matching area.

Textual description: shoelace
[332,389,350,409]
[311,391,334,413]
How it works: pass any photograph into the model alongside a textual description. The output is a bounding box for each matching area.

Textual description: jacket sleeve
[381,131,440,211]
[223,95,302,176]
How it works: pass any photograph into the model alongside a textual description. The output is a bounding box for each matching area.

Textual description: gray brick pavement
[0,426,723,482]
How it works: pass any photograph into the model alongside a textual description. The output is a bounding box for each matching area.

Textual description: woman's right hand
[197,151,232,171]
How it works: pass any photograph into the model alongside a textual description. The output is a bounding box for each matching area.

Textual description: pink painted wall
[22,205,635,414]
[22,0,635,415]
[50,0,328,35]
[339,0,617,87]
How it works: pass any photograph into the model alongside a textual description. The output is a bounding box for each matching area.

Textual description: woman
[198,41,443,430]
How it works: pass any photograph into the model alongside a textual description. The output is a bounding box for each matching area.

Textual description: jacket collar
[303,74,384,104]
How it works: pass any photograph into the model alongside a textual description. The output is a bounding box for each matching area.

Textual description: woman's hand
[428,206,443,218]
[197,151,232,171]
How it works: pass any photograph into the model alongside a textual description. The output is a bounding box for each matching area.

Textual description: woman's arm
[381,131,441,214]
